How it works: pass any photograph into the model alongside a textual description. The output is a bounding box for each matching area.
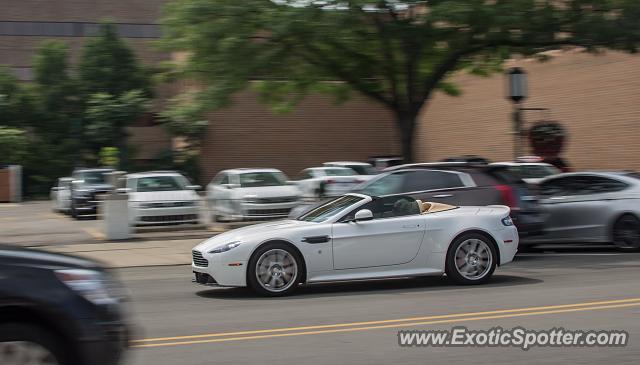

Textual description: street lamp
[506,67,528,159]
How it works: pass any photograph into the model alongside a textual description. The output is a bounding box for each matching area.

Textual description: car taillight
[495,184,517,208]
[326,179,335,184]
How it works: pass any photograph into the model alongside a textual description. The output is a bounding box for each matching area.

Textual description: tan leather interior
[416,199,457,214]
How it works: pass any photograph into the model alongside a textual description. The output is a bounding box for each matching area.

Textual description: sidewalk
[41,237,204,268]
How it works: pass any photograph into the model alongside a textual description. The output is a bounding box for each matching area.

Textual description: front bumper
[191,250,247,287]
[225,200,299,221]
[130,205,200,226]
[511,210,545,237]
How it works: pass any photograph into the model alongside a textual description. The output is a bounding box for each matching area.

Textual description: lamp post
[506,67,528,159]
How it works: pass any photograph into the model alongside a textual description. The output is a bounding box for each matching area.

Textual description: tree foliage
[0,127,29,165]
[79,23,151,97]
[161,0,640,161]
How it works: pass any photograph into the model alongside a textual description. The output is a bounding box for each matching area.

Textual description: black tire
[613,214,640,252]
[445,232,497,285]
[247,242,304,297]
[0,323,70,365]
[71,203,79,219]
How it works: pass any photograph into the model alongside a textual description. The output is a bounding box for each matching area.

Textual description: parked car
[207,168,301,222]
[356,162,544,237]
[51,177,73,214]
[296,167,364,198]
[70,168,114,219]
[491,161,560,185]
[192,193,518,296]
[322,161,378,180]
[527,172,640,250]
[367,156,404,172]
[0,246,129,365]
[126,171,201,226]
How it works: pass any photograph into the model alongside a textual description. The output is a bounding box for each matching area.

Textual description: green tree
[32,41,79,136]
[79,23,151,97]
[84,90,150,167]
[0,127,28,165]
[161,0,640,162]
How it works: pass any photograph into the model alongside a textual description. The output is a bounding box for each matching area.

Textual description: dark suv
[70,168,114,219]
[0,246,129,365]
[354,162,544,237]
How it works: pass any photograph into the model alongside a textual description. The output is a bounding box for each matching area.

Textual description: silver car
[528,172,640,250]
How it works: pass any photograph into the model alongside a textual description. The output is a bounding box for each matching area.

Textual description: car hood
[0,245,102,270]
[233,185,300,198]
[130,190,198,202]
[194,219,314,252]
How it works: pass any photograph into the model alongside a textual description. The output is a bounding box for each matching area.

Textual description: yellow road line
[133,297,640,348]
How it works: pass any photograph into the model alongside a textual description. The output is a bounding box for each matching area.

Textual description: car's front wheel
[247,243,303,296]
[0,323,69,365]
[446,233,497,285]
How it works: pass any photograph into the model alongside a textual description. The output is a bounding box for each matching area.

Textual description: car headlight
[501,217,514,226]
[55,269,125,305]
[208,241,242,254]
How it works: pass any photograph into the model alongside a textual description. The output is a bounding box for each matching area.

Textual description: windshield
[324,168,356,176]
[239,172,287,187]
[82,171,109,184]
[298,195,365,223]
[515,165,560,179]
[136,176,186,192]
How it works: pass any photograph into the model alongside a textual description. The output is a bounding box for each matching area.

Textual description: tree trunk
[396,110,418,163]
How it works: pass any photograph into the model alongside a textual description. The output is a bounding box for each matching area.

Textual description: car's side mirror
[354,209,374,222]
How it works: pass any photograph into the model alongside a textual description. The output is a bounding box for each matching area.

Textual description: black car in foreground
[0,246,129,365]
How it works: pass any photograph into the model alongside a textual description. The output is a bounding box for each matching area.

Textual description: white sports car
[192,193,518,296]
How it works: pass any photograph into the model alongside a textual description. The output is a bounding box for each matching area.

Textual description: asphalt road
[119,248,640,365]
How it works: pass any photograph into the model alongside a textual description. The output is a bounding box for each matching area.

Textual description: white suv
[207,168,301,221]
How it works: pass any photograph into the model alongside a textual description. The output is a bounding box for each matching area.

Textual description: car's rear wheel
[446,233,497,285]
[0,323,68,365]
[613,214,640,252]
[248,243,302,296]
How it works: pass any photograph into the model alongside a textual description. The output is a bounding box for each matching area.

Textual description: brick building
[3,1,638,181]
[1,0,172,164]
[415,50,640,172]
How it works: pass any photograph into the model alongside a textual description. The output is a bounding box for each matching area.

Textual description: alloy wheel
[255,249,298,293]
[454,238,493,281]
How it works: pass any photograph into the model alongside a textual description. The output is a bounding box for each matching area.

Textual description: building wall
[416,51,640,171]
[199,91,399,183]
[0,0,167,79]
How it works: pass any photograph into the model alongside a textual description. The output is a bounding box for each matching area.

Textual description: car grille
[192,251,208,267]
[145,201,195,208]
[255,196,298,204]
[140,214,198,222]
[246,208,291,217]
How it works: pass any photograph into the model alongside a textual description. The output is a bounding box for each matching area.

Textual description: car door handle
[302,235,330,244]
[402,224,420,228]
[432,194,453,198]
